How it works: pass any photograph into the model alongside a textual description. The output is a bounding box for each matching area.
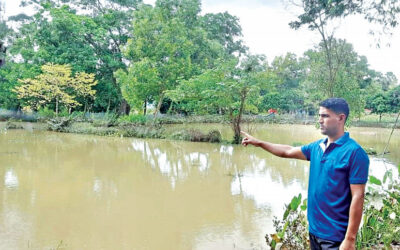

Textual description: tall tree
[289,0,360,98]
[301,39,371,119]
[288,0,400,40]
[117,0,225,116]
[201,11,247,56]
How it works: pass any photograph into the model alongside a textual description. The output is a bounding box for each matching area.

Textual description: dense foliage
[0,0,399,142]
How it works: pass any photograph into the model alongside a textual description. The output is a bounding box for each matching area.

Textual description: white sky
[3,0,400,81]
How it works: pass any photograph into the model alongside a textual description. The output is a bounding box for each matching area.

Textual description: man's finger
[240,131,249,137]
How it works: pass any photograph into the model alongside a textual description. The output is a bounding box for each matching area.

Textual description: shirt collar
[333,132,350,146]
[320,132,349,152]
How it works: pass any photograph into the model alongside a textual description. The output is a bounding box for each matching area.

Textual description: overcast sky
[4,0,400,81]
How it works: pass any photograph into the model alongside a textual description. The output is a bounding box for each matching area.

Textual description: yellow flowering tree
[15,63,97,115]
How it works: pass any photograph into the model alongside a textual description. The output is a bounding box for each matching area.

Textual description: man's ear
[339,114,346,122]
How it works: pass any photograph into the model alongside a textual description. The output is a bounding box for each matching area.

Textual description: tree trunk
[56,97,59,117]
[231,91,247,144]
[143,99,147,115]
[167,101,174,114]
[118,99,130,115]
[379,113,382,123]
[106,97,111,113]
[232,118,241,144]
[154,92,165,117]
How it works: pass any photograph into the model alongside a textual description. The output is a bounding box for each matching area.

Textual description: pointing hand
[241,131,258,147]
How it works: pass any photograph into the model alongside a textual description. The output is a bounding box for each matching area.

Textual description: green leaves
[398,163,400,176]
[122,1,230,115]
[383,170,393,184]
[300,198,308,211]
[369,175,382,186]
[283,193,305,220]
[15,63,97,114]
[290,193,302,211]
[267,193,309,249]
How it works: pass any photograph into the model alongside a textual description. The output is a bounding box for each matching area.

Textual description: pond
[0,124,398,249]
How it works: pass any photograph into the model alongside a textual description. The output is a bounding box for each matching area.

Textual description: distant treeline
[0,0,399,141]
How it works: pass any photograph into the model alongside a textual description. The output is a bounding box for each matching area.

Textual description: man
[241,98,369,250]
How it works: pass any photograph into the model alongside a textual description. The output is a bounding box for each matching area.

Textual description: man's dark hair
[319,98,349,121]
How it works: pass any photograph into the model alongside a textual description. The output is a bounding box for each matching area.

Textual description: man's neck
[327,131,345,147]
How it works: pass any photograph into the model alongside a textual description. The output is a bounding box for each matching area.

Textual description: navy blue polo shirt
[301,132,369,242]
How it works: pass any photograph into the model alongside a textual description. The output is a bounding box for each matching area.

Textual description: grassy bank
[0,118,226,144]
[2,109,398,128]
[1,112,398,144]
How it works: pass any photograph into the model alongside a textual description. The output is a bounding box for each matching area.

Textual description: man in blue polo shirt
[241,98,369,250]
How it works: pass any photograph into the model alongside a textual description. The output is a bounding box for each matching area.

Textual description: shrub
[118,114,147,125]
[266,193,309,249]
[170,129,222,143]
[38,107,56,119]
[357,170,400,249]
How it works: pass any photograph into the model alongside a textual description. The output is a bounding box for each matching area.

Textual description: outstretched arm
[241,131,307,160]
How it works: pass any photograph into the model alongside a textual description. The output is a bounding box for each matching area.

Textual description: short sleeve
[301,143,313,161]
[349,148,370,184]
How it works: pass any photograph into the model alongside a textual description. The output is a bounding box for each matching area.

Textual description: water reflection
[0,125,398,250]
[4,169,19,189]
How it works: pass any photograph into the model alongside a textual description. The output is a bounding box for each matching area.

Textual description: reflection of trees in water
[129,138,308,189]
[0,132,269,249]
[1,129,397,249]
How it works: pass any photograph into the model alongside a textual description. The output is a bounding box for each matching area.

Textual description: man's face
[318,107,344,136]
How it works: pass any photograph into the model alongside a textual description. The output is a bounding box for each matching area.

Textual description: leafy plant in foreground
[266,193,309,249]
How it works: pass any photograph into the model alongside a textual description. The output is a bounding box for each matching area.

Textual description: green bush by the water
[171,129,222,143]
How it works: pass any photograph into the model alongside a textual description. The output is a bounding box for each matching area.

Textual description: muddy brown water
[0,124,398,249]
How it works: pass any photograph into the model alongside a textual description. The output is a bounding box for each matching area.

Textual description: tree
[118,0,225,116]
[368,92,391,122]
[259,53,305,113]
[9,0,140,113]
[288,0,400,41]
[288,0,400,118]
[300,39,371,119]
[114,58,159,115]
[15,63,97,115]
[289,0,359,99]
[201,11,247,55]
[169,54,271,144]
[387,85,400,113]
[0,63,40,109]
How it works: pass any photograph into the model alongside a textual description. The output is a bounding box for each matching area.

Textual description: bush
[170,129,222,143]
[118,114,147,125]
[266,193,309,249]
[357,169,400,249]
[38,107,56,119]
[91,113,118,127]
